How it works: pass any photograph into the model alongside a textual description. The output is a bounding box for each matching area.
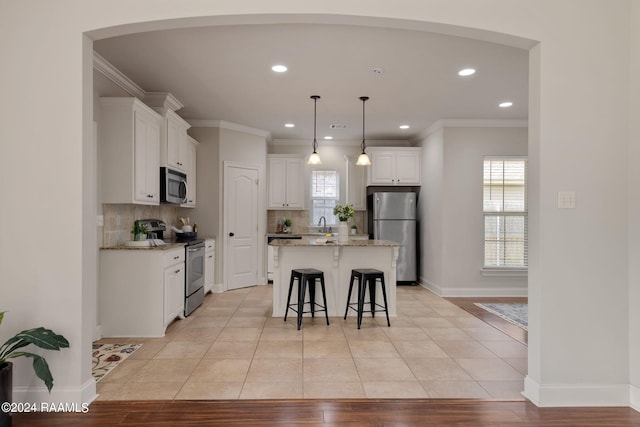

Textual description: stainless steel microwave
[160,167,187,204]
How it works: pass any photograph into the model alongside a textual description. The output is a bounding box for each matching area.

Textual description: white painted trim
[144,92,184,112]
[13,377,97,406]
[92,51,145,99]
[93,324,103,341]
[481,268,528,277]
[188,119,271,139]
[417,277,527,297]
[418,118,529,141]
[631,385,640,412]
[523,376,630,407]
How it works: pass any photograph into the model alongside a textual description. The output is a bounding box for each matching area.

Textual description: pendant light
[356,96,371,166]
[307,95,322,165]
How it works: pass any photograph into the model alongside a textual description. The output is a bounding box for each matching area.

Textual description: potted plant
[350,224,358,235]
[131,220,149,241]
[283,219,292,233]
[333,204,355,243]
[0,312,69,425]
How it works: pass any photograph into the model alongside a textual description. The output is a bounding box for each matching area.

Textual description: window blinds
[483,158,528,268]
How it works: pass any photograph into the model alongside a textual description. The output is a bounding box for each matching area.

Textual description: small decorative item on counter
[283,219,292,233]
[193,223,198,233]
[131,220,149,241]
[351,225,357,235]
[276,218,284,233]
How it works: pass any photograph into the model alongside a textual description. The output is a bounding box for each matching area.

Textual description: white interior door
[225,164,259,290]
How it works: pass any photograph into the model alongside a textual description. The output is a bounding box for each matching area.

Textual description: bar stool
[284,268,330,330]
[344,268,391,329]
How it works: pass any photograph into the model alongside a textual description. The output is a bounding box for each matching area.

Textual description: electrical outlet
[557,191,576,209]
[97,215,104,227]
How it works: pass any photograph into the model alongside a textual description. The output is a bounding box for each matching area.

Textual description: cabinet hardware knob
[174,256,179,259]
[229,232,235,237]
[175,269,180,274]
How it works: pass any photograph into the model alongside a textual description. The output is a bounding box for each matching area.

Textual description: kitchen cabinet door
[99,97,161,205]
[346,155,366,210]
[368,147,422,185]
[160,109,190,172]
[267,156,305,209]
[164,256,185,327]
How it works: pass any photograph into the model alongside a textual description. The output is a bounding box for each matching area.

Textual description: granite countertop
[266,232,370,238]
[269,239,400,247]
[102,236,215,251]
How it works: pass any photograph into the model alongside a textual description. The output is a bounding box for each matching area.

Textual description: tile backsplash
[268,210,365,235]
[102,204,179,247]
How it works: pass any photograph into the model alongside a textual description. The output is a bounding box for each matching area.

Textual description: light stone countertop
[102,236,215,251]
[268,239,400,247]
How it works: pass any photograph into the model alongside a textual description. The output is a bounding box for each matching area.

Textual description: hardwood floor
[15,399,640,426]
[446,297,528,345]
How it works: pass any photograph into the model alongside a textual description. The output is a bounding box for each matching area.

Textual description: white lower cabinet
[204,239,215,294]
[163,248,185,326]
[99,246,185,337]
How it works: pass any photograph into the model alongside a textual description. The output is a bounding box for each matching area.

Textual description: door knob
[229,232,235,237]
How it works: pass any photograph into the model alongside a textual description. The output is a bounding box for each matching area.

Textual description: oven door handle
[187,246,203,253]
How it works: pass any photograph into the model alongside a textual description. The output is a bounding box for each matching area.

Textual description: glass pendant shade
[356,152,371,166]
[307,95,321,165]
[308,151,322,165]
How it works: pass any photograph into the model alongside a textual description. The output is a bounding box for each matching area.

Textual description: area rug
[474,303,528,331]
[92,343,142,382]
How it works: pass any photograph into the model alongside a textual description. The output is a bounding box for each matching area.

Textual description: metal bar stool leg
[284,271,296,323]
[309,277,316,318]
[320,274,330,325]
[379,275,391,327]
[297,274,307,331]
[344,273,356,319]
[357,273,366,329]
[368,276,376,318]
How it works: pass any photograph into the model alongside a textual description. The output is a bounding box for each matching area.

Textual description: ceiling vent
[329,124,348,129]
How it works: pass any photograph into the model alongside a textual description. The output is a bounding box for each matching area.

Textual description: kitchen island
[269,239,400,318]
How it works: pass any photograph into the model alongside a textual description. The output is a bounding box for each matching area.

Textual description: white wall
[0,0,635,408]
[418,128,444,288]
[629,0,640,411]
[419,124,528,297]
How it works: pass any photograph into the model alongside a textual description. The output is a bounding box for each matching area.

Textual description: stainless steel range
[138,219,205,317]
[183,239,205,316]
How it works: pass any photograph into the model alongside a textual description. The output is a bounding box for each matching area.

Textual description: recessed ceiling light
[323,136,333,140]
[284,123,295,128]
[271,65,288,73]
[399,125,410,129]
[499,101,513,108]
[458,68,476,77]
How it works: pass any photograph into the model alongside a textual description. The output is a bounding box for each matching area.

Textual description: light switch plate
[97,215,104,227]
[558,191,576,209]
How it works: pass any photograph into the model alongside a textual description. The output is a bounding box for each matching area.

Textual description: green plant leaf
[0,312,4,326]
[13,352,54,392]
[13,327,70,351]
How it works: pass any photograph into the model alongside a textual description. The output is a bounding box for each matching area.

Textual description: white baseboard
[417,276,527,297]
[211,282,225,293]
[631,385,640,412]
[523,375,630,407]
[93,324,103,341]
[13,377,97,407]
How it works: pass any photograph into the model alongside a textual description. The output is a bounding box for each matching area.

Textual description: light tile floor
[96,285,527,400]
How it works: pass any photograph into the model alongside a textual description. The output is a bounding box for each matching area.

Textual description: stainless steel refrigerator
[371,192,417,282]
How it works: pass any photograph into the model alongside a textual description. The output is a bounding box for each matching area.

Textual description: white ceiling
[93,23,528,142]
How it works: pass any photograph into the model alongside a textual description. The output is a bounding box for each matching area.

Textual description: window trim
[482,156,528,270]
[309,169,340,226]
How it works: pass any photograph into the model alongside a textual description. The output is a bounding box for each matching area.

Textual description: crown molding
[417,118,529,141]
[144,92,184,112]
[93,51,146,100]
[188,119,271,140]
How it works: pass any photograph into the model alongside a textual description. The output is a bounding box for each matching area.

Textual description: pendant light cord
[312,95,320,153]
[360,96,369,153]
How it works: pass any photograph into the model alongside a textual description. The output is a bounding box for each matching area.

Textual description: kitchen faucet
[318,216,331,234]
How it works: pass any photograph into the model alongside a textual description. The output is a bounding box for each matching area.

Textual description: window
[483,157,528,269]
[311,170,339,226]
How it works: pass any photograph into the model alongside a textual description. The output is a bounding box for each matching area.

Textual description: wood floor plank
[14,399,640,426]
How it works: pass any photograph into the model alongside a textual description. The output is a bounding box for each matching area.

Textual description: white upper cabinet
[158,109,191,172]
[181,135,198,208]
[368,147,422,185]
[345,155,366,210]
[99,97,162,205]
[267,155,305,209]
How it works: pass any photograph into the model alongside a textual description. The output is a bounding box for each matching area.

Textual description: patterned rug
[92,343,142,382]
[474,303,528,331]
